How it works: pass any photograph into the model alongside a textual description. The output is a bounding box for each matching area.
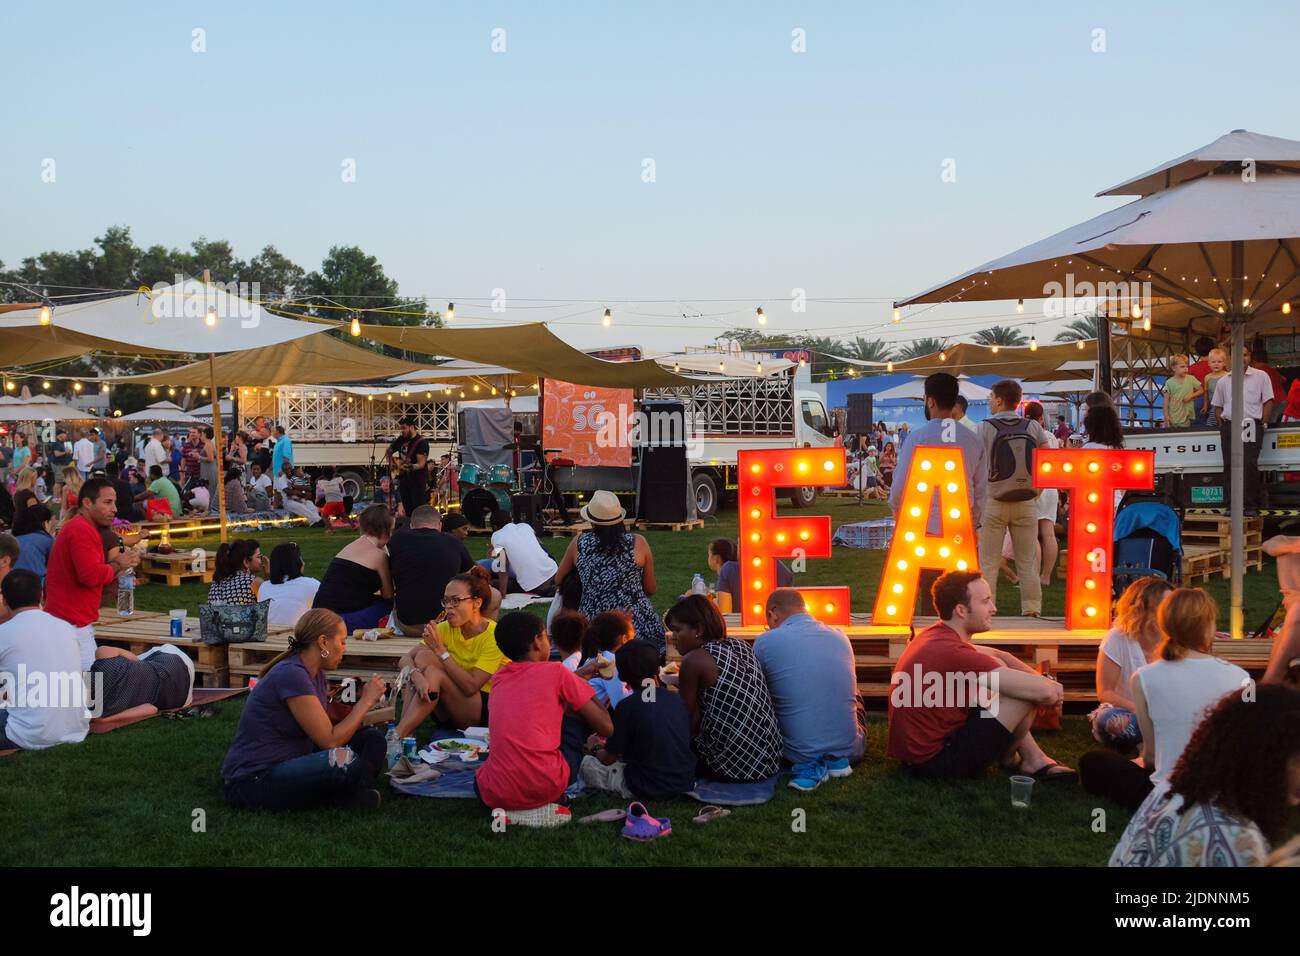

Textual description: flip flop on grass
[692,805,732,825]
[1029,761,1077,783]
[578,808,627,824]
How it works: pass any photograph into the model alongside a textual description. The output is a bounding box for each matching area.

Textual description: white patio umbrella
[895,129,1300,636]
[871,375,993,402]
[0,396,99,422]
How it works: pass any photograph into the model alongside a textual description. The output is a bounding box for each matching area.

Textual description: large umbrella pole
[1095,311,1112,394]
[209,353,228,544]
[1229,240,1245,638]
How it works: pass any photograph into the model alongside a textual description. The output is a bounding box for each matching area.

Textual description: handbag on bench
[199,601,270,646]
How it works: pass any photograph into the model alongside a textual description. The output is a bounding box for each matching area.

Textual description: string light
[149,386,158,396]
[1029,334,1038,351]
[1016,299,1024,313]
[602,308,612,327]
[719,359,726,373]
[892,308,901,323]
[1077,339,1086,349]
[756,306,766,325]
[756,361,764,374]
[349,315,361,336]
[72,382,82,392]
[205,306,217,327]
[4,381,14,391]
[939,351,947,361]
[1130,301,1141,320]
[38,304,52,326]
[673,362,680,373]
[886,361,894,372]
[446,302,455,322]
[1284,302,1292,315]
[201,388,209,396]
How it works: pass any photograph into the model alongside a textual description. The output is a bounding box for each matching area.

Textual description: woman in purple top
[221,608,388,810]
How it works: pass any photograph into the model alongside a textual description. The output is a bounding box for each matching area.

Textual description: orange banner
[542,380,635,467]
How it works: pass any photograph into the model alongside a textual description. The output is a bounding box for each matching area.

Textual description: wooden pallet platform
[227,634,420,687]
[137,550,217,587]
[90,617,266,688]
[634,518,705,532]
[1182,543,1264,584]
[543,522,592,536]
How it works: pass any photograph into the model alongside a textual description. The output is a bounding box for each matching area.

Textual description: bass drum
[460,486,512,529]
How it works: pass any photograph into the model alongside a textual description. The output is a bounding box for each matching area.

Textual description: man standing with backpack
[976,380,1051,616]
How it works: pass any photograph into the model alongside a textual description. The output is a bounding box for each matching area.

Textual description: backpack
[986,417,1040,502]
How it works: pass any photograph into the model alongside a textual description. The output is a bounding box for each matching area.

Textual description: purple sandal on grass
[621,802,672,841]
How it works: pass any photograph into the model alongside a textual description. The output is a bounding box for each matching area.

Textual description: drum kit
[457,460,515,529]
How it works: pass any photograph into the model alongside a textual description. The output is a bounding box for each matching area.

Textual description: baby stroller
[1111,494,1183,600]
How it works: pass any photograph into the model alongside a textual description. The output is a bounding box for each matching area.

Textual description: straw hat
[579,490,626,526]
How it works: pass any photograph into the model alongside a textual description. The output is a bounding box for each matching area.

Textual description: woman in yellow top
[395,565,504,739]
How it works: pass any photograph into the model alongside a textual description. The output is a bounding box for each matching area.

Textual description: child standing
[1202,348,1228,426]
[581,640,696,800]
[1163,354,1204,428]
[475,612,613,826]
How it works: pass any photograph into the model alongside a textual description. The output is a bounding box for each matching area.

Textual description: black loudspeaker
[511,493,546,535]
[637,400,693,523]
[847,392,874,435]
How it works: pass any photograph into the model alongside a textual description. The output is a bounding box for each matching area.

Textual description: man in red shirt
[45,478,140,671]
[887,570,1073,780]
[475,611,612,826]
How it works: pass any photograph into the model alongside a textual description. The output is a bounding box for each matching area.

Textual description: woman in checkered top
[667,595,782,782]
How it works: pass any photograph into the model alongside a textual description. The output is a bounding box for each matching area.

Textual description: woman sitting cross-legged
[1089,576,1173,752]
[395,565,504,739]
[221,608,388,811]
[1110,683,1300,867]
[207,538,265,606]
[666,594,783,783]
[312,504,394,631]
[1082,587,1251,811]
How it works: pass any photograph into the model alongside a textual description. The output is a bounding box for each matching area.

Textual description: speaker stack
[636,400,695,523]
[847,392,874,436]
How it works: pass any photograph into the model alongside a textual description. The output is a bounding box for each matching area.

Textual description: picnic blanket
[388,728,586,800]
[687,774,780,806]
[88,686,247,734]
[498,593,555,611]
[832,518,895,550]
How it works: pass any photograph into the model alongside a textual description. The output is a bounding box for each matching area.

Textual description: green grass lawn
[0,498,1282,866]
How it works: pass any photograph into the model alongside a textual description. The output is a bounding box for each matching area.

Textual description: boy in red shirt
[44,478,140,670]
[475,611,612,827]
[887,570,1074,781]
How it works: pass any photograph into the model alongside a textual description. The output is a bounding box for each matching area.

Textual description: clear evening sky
[1,1,1292,355]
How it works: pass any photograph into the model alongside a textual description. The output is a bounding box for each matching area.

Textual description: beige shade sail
[356,322,704,388]
[105,332,425,386]
[888,340,1098,379]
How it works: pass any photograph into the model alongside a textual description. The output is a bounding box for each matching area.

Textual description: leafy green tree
[972,325,1028,347]
[898,337,950,360]
[1054,316,1100,342]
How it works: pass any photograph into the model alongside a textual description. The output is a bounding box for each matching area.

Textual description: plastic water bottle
[385,722,401,767]
[116,569,135,617]
[691,573,707,596]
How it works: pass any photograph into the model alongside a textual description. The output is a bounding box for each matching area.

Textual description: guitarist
[385,417,429,518]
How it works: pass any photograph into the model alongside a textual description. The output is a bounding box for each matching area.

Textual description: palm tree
[1054,316,1100,342]
[897,337,950,360]
[843,336,894,363]
[972,325,1028,347]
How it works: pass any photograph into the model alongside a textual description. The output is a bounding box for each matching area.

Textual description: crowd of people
[1,410,1297,865]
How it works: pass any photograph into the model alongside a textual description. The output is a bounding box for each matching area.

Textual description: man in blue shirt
[270,425,293,480]
[888,373,987,615]
[754,588,866,792]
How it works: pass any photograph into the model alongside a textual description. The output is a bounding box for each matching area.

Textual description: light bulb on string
[446,302,455,322]
[168,387,176,396]
[939,351,947,361]
[1131,301,1142,320]
[719,359,726,373]
[349,315,361,336]
[205,306,217,327]
[1029,334,1038,352]
[1016,299,1024,313]
[1284,302,1292,315]
[39,304,52,326]
[201,388,208,396]
[892,308,901,323]
[1142,315,1151,331]
[991,344,1000,354]
[673,362,680,373]
[602,308,612,327]
[1077,339,1086,349]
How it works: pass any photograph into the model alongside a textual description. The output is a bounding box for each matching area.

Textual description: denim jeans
[224,727,385,810]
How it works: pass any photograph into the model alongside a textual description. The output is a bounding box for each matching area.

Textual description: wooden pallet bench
[1182,543,1264,584]
[90,616,244,687]
[634,518,705,532]
[1181,514,1264,549]
[227,633,420,687]
[137,550,217,587]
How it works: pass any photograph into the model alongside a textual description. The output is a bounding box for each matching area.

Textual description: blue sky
[1,1,1294,354]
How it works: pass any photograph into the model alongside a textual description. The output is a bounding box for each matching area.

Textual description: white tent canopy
[0,280,323,354]
[1022,379,1093,395]
[0,396,99,422]
[117,401,204,424]
[871,375,992,402]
